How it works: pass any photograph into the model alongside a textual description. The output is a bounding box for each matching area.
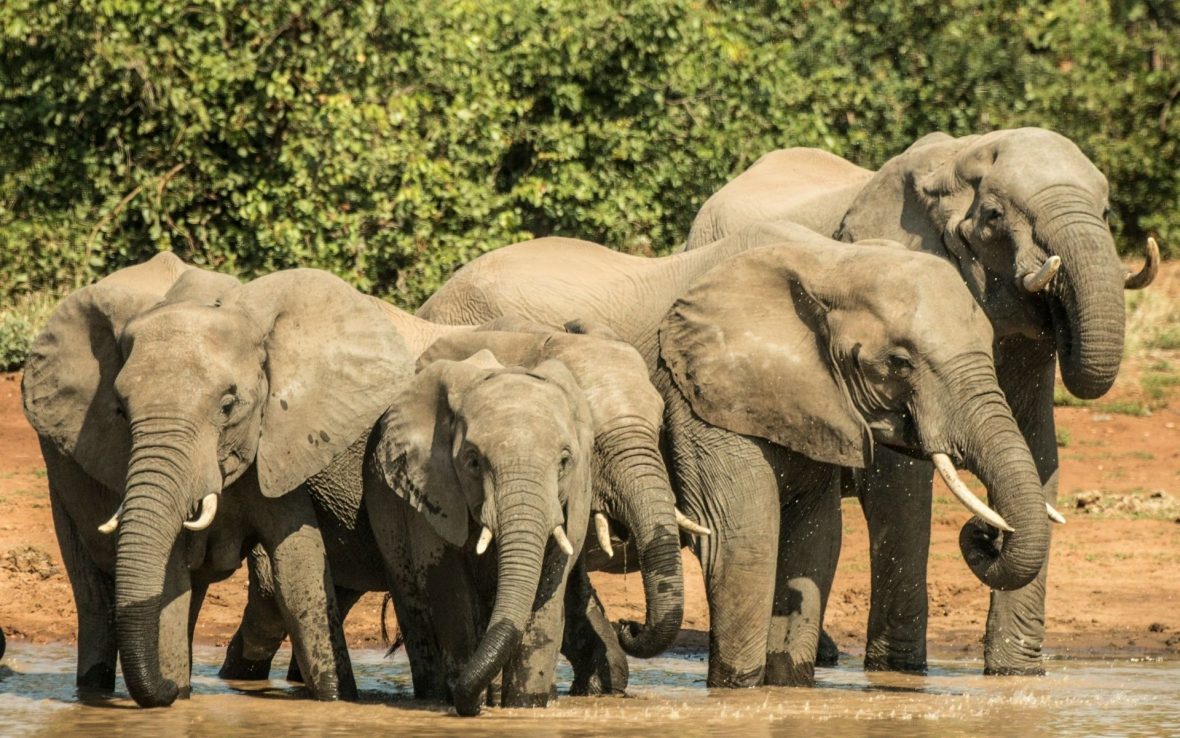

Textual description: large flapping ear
[837,132,974,253]
[373,359,492,547]
[659,245,870,468]
[227,269,415,498]
[21,252,206,491]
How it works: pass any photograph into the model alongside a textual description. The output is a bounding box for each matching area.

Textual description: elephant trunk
[453,477,550,717]
[944,360,1050,590]
[115,457,191,707]
[598,423,684,658]
[1036,207,1126,399]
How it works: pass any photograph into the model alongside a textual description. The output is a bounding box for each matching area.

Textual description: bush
[0,0,1176,313]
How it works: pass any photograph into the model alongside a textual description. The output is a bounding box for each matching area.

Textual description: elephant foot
[764,652,815,687]
[707,659,764,689]
[815,629,840,667]
[863,638,927,674]
[984,661,1046,677]
[219,633,275,681]
[76,662,117,693]
[502,691,553,709]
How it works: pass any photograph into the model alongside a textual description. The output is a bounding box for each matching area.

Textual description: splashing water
[0,644,1176,737]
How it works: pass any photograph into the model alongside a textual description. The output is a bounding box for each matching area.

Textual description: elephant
[418,231,1054,688]
[221,306,693,698]
[683,127,1158,674]
[21,252,414,707]
[363,350,596,715]
[0,627,5,661]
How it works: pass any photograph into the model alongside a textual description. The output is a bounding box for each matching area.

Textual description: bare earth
[3,266,1180,663]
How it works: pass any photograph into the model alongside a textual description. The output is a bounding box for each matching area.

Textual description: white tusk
[1124,236,1160,289]
[475,526,494,555]
[931,453,1015,533]
[97,504,123,535]
[182,493,219,531]
[675,508,711,536]
[1021,255,1062,293]
[593,513,614,558]
[1046,502,1066,525]
[552,525,574,556]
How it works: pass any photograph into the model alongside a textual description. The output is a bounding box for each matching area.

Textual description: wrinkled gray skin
[22,253,412,707]
[223,308,684,698]
[365,353,594,715]
[686,128,1154,674]
[419,234,1050,688]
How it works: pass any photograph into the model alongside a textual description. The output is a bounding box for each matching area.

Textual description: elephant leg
[46,463,117,694]
[985,338,1057,675]
[158,543,194,699]
[562,557,628,696]
[287,587,365,684]
[816,629,840,667]
[860,447,932,673]
[765,468,841,686]
[251,490,356,701]
[220,543,287,681]
[501,548,573,708]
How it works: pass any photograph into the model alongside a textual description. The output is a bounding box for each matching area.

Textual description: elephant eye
[980,205,1002,226]
[1102,206,1111,223]
[219,392,238,417]
[462,448,481,475]
[887,354,914,379]
[558,448,573,477]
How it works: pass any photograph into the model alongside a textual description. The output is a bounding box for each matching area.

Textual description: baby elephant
[365,350,594,716]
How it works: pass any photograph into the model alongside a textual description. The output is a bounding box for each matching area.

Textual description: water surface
[1,643,1176,737]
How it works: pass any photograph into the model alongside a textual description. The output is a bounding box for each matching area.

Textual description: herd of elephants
[8,127,1161,716]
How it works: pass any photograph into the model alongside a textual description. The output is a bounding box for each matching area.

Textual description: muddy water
[1,644,1177,737]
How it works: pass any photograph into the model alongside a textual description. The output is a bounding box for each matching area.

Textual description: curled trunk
[1036,209,1126,400]
[943,362,1050,590]
[453,480,549,717]
[598,424,684,658]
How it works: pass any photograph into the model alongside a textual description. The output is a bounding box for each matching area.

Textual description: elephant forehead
[461,377,578,441]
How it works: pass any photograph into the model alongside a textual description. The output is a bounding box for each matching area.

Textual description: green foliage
[0,0,1176,315]
[0,292,60,371]
[1054,383,1091,407]
[1055,427,1071,447]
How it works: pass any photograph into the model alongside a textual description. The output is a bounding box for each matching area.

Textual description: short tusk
[593,513,614,558]
[475,526,494,555]
[182,493,219,531]
[1124,236,1160,289]
[1021,255,1062,293]
[931,453,1015,533]
[1046,502,1066,525]
[552,525,574,556]
[97,504,123,535]
[675,508,711,536]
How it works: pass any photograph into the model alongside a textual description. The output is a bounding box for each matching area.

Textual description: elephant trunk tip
[958,519,1045,592]
[616,599,685,658]
[453,620,523,717]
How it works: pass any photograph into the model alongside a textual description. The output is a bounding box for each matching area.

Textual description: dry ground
[3,260,1180,663]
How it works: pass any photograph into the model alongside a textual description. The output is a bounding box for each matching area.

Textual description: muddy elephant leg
[986,338,1057,675]
[250,489,356,701]
[45,451,117,694]
[816,629,840,667]
[765,467,842,686]
[158,543,194,698]
[860,447,932,673]
[220,544,287,681]
[286,587,365,683]
[501,546,575,707]
[562,557,629,696]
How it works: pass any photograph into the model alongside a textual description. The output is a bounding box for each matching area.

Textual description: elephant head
[419,325,685,659]
[838,128,1157,399]
[371,351,594,716]
[660,242,1051,592]
[22,255,412,707]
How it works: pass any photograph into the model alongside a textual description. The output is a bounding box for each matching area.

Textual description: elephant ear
[21,252,204,491]
[228,269,414,498]
[373,358,497,547]
[659,246,870,468]
[837,132,976,255]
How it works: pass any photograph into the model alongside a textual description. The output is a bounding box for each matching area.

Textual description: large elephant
[419,233,1053,687]
[22,253,412,706]
[222,308,692,698]
[684,128,1158,674]
[365,351,595,715]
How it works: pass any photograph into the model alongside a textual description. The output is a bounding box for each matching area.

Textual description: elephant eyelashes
[887,354,914,379]
[219,391,238,418]
[558,448,573,477]
[461,448,482,475]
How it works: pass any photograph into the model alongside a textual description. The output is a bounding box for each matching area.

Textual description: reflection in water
[1,644,1177,737]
